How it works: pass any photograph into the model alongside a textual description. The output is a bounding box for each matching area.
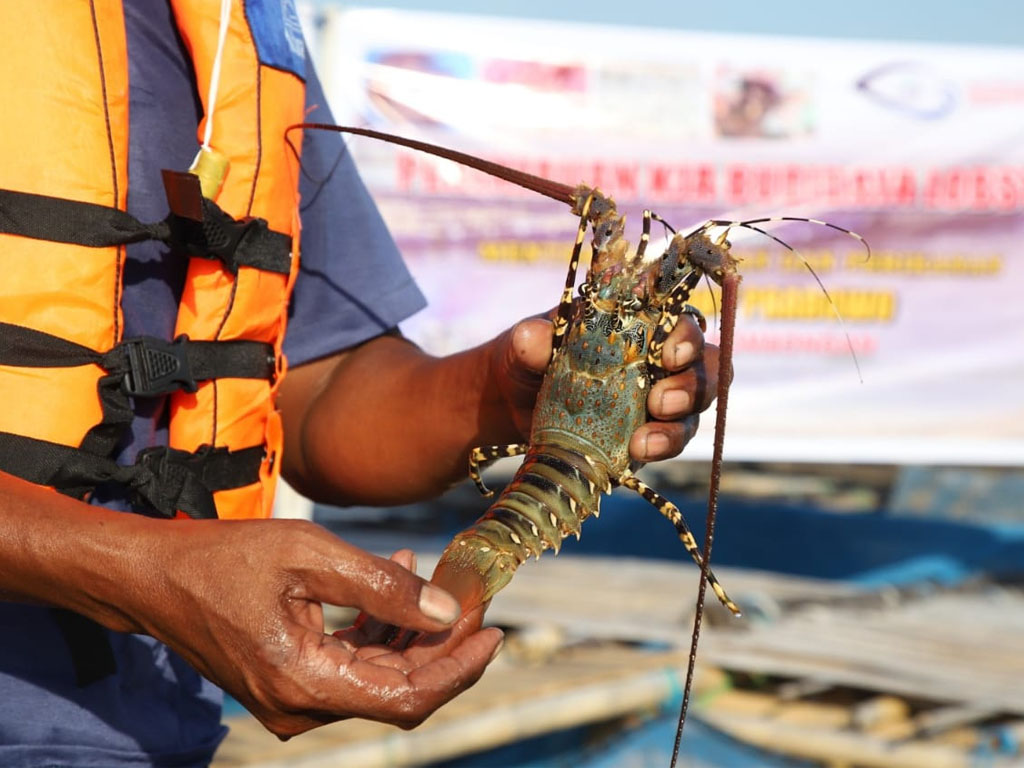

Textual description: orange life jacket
[0,0,306,521]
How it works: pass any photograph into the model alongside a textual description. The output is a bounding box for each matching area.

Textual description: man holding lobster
[0,1,718,765]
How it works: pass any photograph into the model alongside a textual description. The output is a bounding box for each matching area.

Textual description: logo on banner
[856,61,956,119]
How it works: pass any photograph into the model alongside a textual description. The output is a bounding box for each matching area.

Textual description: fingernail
[488,632,505,663]
[660,389,691,415]
[644,432,670,458]
[408,552,418,574]
[419,584,460,624]
[672,341,696,368]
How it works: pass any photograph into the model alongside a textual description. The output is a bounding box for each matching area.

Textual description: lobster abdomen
[431,442,610,608]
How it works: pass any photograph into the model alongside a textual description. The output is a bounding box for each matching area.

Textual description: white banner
[308,8,1024,465]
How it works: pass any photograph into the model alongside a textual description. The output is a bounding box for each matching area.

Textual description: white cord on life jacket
[189,0,232,198]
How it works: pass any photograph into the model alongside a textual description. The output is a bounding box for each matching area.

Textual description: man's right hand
[0,473,502,739]
[137,520,503,738]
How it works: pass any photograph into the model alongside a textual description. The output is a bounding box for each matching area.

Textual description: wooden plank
[701,588,1024,714]
[700,710,976,768]
[213,644,693,767]
[910,704,1005,739]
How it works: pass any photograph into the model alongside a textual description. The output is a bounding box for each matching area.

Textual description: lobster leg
[647,283,704,380]
[633,209,653,264]
[681,304,707,333]
[551,195,594,354]
[618,470,741,616]
[468,444,528,497]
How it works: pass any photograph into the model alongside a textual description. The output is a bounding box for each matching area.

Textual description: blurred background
[218,2,1024,766]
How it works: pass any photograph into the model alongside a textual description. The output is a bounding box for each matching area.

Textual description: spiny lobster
[291,123,868,762]
[430,188,744,619]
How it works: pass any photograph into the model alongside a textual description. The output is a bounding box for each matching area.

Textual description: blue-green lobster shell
[431,185,741,613]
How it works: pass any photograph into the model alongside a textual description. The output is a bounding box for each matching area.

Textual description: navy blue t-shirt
[0,4,424,766]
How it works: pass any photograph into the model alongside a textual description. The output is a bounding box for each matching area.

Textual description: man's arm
[0,469,502,737]
[277,315,718,506]
[0,310,714,740]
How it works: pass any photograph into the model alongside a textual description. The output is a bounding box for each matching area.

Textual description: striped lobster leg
[618,469,741,616]
[468,444,528,497]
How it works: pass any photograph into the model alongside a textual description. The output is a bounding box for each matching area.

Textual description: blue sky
[330,0,1023,47]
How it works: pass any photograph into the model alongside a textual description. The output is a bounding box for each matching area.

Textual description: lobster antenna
[650,211,677,235]
[704,219,865,384]
[286,123,577,207]
[741,216,872,262]
[671,270,741,768]
[704,273,720,333]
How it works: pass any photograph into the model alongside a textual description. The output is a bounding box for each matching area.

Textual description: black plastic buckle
[121,335,198,397]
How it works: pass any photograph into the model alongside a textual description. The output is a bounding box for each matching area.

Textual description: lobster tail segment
[431,534,517,611]
[431,443,610,611]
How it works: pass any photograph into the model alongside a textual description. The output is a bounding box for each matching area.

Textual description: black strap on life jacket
[0,323,270,517]
[0,322,275,390]
[0,185,292,275]
[0,321,276,463]
[0,431,263,520]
